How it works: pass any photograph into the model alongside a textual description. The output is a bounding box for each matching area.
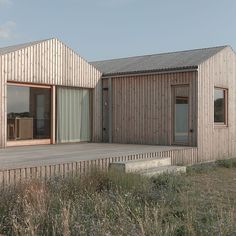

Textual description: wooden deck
[0,143,198,186]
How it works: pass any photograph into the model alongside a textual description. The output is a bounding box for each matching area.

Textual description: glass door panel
[57,87,91,143]
[175,97,189,143]
[36,94,46,138]
[7,84,51,141]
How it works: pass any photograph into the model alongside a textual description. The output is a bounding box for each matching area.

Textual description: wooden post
[51,85,56,144]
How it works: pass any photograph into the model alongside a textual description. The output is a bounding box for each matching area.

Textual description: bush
[216,158,236,168]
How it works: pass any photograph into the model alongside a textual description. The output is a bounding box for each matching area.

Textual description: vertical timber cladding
[198,47,236,162]
[102,78,112,143]
[0,38,102,148]
[102,79,109,142]
[110,71,198,146]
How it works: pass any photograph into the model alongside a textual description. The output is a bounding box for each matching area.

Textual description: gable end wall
[198,47,236,162]
[0,39,102,148]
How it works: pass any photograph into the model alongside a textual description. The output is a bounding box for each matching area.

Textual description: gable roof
[0,39,50,56]
[0,38,102,88]
[91,45,228,76]
[0,38,101,76]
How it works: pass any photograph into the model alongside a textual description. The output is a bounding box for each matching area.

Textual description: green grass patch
[215,157,236,168]
[186,162,217,174]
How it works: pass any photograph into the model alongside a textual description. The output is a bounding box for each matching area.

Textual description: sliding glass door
[7,84,51,141]
[57,87,91,143]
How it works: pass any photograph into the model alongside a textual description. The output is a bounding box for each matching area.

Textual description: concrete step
[109,157,171,173]
[138,165,186,177]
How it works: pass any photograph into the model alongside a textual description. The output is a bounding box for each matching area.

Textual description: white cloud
[0,21,16,39]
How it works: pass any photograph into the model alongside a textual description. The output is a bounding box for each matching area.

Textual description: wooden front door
[172,85,190,145]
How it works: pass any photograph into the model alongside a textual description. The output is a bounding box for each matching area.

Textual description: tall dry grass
[0,166,235,236]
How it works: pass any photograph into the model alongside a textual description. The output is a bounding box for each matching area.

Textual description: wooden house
[92,45,236,163]
[0,38,102,148]
[1,38,236,165]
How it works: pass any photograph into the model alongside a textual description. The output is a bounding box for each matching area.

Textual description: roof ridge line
[0,38,53,51]
[91,45,229,63]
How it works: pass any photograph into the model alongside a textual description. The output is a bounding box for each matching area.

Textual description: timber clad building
[0,39,102,148]
[0,38,236,164]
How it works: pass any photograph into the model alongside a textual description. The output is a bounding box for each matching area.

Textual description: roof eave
[101,66,198,78]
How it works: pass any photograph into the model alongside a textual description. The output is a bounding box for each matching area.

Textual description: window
[214,88,227,125]
[7,84,51,141]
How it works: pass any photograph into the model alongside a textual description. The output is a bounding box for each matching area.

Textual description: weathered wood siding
[198,46,236,162]
[0,39,102,148]
[102,79,109,142]
[104,71,198,146]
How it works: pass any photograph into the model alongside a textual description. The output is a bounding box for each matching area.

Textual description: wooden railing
[0,147,198,187]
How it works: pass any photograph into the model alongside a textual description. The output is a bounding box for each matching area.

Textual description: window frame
[171,84,190,146]
[7,82,54,147]
[214,87,228,127]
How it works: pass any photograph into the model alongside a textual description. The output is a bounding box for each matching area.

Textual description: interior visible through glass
[214,88,225,123]
[175,97,189,143]
[7,85,51,141]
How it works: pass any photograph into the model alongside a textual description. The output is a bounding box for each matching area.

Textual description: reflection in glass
[175,97,188,143]
[214,89,225,123]
[7,85,51,141]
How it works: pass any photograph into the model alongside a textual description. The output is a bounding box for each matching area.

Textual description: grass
[0,159,236,236]
[215,158,236,168]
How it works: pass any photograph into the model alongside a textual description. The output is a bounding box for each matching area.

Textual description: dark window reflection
[7,85,51,141]
[214,89,225,123]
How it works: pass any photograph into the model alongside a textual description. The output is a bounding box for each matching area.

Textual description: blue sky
[0,0,235,61]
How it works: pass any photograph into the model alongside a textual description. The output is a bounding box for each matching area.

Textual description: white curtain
[57,87,91,143]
